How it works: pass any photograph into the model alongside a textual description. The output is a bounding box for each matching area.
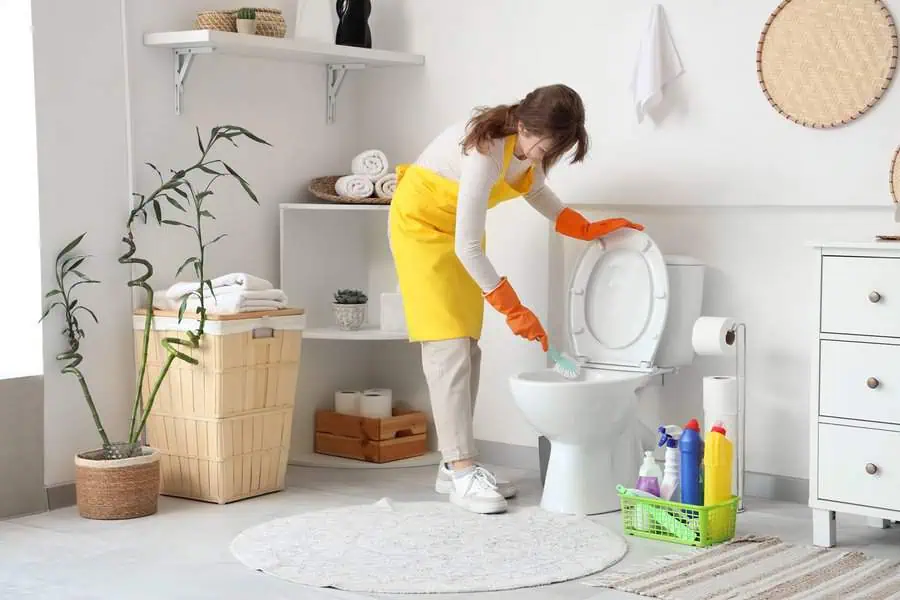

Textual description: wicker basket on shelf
[194,10,236,32]
[309,175,392,205]
[248,8,287,37]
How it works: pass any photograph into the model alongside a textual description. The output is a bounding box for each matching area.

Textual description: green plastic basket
[619,492,739,547]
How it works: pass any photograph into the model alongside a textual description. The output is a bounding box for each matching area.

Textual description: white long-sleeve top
[414,119,565,293]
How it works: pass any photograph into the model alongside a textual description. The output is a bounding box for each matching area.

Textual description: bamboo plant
[42,125,270,460]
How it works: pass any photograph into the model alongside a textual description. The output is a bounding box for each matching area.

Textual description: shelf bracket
[326,63,365,124]
[173,48,213,115]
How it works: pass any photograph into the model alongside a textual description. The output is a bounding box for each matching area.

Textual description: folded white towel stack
[374,173,397,199]
[335,174,375,199]
[166,272,273,301]
[631,3,684,124]
[164,272,288,315]
[351,149,389,182]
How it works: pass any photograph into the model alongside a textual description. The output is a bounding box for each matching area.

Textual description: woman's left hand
[555,207,643,241]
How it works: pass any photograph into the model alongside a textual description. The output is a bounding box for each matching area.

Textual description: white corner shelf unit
[280,201,440,470]
[143,30,425,122]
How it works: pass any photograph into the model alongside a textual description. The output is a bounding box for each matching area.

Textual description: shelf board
[281,202,390,212]
[143,30,424,121]
[304,325,407,341]
[290,451,441,470]
[143,30,424,67]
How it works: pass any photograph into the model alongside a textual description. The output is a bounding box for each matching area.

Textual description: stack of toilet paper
[334,388,393,418]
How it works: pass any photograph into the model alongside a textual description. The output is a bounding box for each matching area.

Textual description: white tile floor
[2,464,900,599]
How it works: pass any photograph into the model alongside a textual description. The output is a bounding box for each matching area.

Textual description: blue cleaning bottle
[679,419,704,506]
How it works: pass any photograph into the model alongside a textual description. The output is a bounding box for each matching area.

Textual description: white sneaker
[435,462,518,499]
[446,465,508,514]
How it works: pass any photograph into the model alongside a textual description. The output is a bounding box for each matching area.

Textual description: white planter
[236,19,257,34]
[333,303,367,331]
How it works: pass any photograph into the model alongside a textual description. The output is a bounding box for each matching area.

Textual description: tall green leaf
[223,163,258,204]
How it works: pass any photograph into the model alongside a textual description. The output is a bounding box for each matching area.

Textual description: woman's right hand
[484,277,549,351]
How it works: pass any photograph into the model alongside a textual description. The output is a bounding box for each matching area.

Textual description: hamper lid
[133,308,307,335]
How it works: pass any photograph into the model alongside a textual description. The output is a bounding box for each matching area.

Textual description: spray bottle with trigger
[657,425,683,502]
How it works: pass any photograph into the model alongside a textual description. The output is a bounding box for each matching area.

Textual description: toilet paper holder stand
[730,321,747,514]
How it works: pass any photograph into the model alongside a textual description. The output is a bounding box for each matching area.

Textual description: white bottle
[636,450,663,497]
[657,425,682,502]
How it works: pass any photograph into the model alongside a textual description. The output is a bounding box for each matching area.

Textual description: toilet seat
[567,229,669,372]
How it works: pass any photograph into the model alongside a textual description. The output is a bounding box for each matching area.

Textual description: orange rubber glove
[484,277,549,352]
[555,207,644,241]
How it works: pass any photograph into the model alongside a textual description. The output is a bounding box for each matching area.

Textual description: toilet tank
[655,255,705,369]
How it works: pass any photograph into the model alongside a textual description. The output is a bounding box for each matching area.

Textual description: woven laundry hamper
[133,308,305,504]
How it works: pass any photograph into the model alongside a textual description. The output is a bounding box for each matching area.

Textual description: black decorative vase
[335,0,372,49]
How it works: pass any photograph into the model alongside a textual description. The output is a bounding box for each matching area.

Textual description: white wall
[32,0,134,486]
[360,0,900,479]
[1,0,42,379]
[35,0,365,486]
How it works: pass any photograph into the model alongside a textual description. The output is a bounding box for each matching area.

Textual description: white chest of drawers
[810,242,900,547]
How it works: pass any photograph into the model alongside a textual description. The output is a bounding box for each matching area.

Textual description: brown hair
[461,84,589,172]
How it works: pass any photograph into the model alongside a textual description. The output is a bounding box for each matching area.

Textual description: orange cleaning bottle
[703,421,733,506]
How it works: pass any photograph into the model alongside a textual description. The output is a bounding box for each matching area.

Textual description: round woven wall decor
[890,145,900,203]
[757,0,898,128]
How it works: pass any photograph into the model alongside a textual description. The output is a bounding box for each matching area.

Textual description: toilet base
[540,441,623,516]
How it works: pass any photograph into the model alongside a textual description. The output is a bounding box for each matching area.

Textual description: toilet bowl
[509,228,705,515]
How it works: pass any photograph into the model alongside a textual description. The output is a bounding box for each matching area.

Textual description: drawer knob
[866,463,879,475]
[869,291,882,303]
[867,377,881,389]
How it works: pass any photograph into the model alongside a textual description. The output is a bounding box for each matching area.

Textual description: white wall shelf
[280,203,432,466]
[281,202,390,212]
[143,30,425,121]
[304,325,406,341]
[291,451,441,470]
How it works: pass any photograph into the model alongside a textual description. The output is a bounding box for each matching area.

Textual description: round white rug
[230,498,628,594]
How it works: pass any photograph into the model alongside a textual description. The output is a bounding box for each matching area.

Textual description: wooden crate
[147,407,293,504]
[314,410,428,463]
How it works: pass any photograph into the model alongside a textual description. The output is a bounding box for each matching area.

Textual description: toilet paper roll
[359,390,392,418]
[334,390,360,415]
[702,375,739,496]
[691,317,737,356]
[363,388,392,403]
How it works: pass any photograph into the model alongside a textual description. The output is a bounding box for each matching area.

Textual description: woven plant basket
[309,175,391,205]
[251,8,286,37]
[194,10,236,32]
[74,446,160,520]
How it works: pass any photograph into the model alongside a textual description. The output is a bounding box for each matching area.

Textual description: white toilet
[509,228,705,515]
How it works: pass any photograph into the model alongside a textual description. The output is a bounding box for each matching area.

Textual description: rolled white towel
[335,174,374,199]
[374,173,397,199]
[351,149,389,182]
[202,286,288,304]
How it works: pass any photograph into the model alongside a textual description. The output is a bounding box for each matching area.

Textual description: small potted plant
[236,7,257,34]
[333,289,368,331]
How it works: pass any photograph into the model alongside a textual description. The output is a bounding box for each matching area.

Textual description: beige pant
[421,337,481,463]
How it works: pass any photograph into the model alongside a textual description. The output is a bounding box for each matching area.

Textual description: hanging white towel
[335,174,375,199]
[351,149,389,182]
[374,173,397,199]
[630,4,684,124]
[165,273,274,301]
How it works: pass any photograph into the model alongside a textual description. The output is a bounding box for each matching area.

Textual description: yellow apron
[389,135,534,342]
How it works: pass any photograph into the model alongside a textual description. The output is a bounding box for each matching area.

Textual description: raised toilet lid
[567,229,669,370]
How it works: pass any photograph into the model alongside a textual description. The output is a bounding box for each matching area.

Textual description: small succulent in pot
[236,7,257,34]
[332,288,368,331]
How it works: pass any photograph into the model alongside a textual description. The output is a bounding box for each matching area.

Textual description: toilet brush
[549,345,581,380]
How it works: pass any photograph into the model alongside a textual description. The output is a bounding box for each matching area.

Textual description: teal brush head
[549,345,581,380]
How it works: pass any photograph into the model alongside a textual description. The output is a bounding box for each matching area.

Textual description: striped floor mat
[583,535,900,599]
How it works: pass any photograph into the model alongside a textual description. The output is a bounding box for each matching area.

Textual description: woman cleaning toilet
[388,84,644,514]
